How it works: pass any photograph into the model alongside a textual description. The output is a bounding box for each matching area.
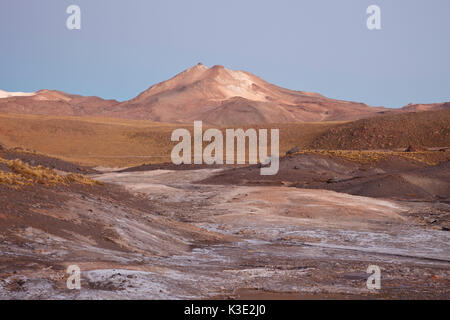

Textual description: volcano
[105,63,387,125]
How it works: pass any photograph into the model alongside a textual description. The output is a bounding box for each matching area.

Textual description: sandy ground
[1,167,449,299]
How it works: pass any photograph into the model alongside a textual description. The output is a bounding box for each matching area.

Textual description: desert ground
[0,146,449,299]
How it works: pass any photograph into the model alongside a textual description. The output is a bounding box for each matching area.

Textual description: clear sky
[1,0,449,108]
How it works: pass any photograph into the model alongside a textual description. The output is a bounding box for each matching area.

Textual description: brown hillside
[0,113,339,167]
[401,102,450,112]
[308,109,450,150]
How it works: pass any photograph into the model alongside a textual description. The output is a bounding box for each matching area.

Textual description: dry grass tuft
[0,157,101,188]
[293,150,450,165]
[0,171,31,189]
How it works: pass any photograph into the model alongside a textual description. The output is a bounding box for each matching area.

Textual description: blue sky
[0,0,449,108]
